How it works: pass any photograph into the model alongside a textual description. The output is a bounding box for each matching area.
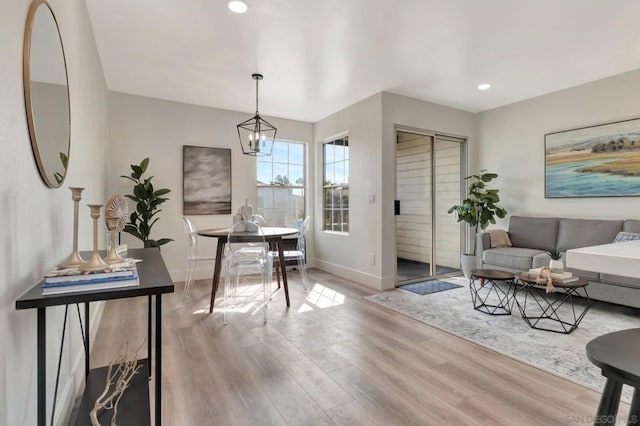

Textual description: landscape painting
[183,146,231,214]
[545,118,640,198]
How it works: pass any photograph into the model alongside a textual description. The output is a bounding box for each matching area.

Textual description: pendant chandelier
[237,73,276,156]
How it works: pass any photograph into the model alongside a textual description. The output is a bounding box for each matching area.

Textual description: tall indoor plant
[448,170,507,277]
[121,157,173,248]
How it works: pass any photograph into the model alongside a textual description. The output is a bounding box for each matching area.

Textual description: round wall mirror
[23,0,70,188]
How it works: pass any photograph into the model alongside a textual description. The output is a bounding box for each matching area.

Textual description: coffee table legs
[469,276,514,315]
[514,283,590,334]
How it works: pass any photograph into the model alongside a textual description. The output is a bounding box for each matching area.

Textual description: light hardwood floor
[89,268,618,425]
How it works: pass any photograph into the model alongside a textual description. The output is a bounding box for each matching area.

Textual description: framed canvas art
[183,145,231,214]
[545,118,640,198]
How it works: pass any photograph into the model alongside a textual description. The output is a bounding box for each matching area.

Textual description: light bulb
[228,1,248,14]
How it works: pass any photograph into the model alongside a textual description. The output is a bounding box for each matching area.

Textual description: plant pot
[460,254,476,278]
[549,259,564,273]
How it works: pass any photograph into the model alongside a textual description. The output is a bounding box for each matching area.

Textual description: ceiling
[86,0,640,123]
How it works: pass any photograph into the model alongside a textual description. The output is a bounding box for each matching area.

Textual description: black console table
[586,328,640,426]
[15,248,174,426]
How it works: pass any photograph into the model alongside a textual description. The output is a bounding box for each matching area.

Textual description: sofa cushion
[600,273,640,289]
[508,216,559,251]
[556,219,623,251]
[483,247,547,270]
[622,219,640,233]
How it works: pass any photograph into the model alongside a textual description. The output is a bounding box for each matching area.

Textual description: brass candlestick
[80,204,108,272]
[103,217,125,264]
[62,187,86,267]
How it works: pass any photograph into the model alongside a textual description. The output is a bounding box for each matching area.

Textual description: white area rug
[365,277,640,401]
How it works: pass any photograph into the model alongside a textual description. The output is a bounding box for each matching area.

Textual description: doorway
[395,129,464,285]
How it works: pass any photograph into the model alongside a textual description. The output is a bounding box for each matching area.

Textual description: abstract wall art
[545,118,640,198]
[183,145,231,214]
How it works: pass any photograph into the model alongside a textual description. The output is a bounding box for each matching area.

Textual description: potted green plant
[547,248,564,273]
[121,157,173,248]
[448,170,507,277]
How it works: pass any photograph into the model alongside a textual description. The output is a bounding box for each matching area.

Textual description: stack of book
[42,259,140,295]
[526,267,579,283]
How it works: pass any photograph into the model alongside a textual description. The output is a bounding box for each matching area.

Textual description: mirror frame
[23,0,71,188]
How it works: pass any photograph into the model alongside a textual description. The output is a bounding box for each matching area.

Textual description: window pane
[335,144,344,162]
[341,188,349,207]
[325,143,335,164]
[323,137,349,232]
[272,141,288,163]
[325,163,334,185]
[289,164,303,185]
[272,163,288,184]
[257,161,272,184]
[256,140,306,227]
[344,160,349,184]
[289,143,304,164]
[324,209,332,229]
[274,187,290,207]
[334,162,344,185]
[258,187,274,209]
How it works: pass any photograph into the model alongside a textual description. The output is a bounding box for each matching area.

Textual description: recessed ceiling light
[477,83,491,91]
[228,0,248,14]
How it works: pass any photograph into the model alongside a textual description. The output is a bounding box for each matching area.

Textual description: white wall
[313,93,384,288]
[477,68,640,225]
[107,92,314,282]
[0,0,108,424]
[381,92,476,289]
[313,92,475,290]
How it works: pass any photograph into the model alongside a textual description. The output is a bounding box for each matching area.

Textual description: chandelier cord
[255,78,259,114]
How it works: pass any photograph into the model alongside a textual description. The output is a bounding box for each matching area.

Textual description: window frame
[322,135,349,233]
[256,139,306,227]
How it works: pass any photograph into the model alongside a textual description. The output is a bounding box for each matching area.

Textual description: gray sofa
[477,216,640,308]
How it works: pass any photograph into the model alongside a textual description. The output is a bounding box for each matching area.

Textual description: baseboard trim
[314,259,383,290]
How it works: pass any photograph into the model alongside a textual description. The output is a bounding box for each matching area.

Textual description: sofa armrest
[475,231,493,269]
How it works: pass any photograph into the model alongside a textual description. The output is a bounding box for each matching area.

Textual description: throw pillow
[613,231,640,243]
[488,230,512,248]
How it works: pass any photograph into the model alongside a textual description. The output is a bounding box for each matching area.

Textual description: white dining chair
[224,220,271,324]
[181,216,215,299]
[268,216,309,290]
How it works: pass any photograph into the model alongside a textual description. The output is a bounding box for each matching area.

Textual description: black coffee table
[469,269,515,315]
[586,328,640,426]
[514,272,590,334]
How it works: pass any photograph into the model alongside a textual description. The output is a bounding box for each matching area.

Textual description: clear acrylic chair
[224,220,271,324]
[269,216,309,290]
[182,216,215,299]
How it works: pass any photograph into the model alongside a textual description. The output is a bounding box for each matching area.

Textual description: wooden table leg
[276,238,290,307]
[209,238,225,313]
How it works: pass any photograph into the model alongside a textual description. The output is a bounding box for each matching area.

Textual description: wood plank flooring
[88,268,620,425]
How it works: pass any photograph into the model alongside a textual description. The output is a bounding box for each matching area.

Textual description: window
[323,136,349,232]
[256,140,305,226]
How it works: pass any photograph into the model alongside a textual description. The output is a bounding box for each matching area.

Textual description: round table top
[514,272,588,288]
[586,328,640,385]
[470,268,515,280]
[197,226,299,238]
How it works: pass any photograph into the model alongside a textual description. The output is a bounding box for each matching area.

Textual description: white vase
[460,254,476,278]
[549,259,564,273]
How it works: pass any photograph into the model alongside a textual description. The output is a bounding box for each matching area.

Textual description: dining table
[197,226,299,313]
